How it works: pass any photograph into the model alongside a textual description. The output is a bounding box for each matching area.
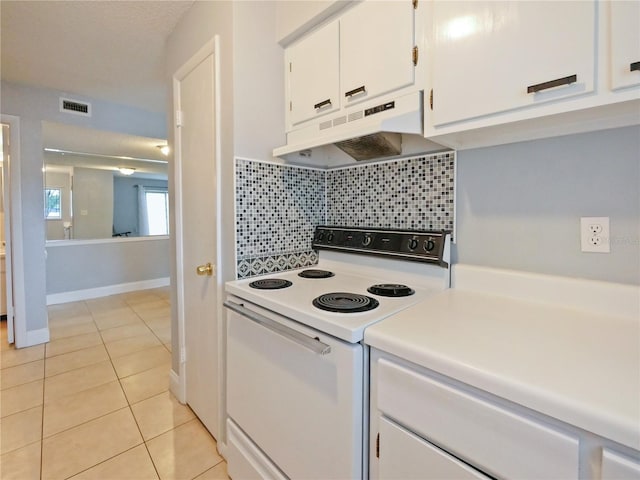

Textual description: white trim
[326,149,455,171]
[213,34,226,446]
[234,155,324,171]
[46,235,169,248]
[25,327,50,347]
[1,114,28,348]
[452,264,640,320]
[170,368,186,404]
[46,277,169,305]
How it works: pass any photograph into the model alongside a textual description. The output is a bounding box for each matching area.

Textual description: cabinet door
[431,1,596,126]
[378,417,489,480]
[340,0,415,107]
[610,1,640,90]
[601,449,640,480]
[287,21,340,128]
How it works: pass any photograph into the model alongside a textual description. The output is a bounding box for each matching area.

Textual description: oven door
[225,296,364,480]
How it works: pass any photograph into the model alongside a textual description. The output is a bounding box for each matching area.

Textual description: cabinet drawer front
[377,359,579,479]
[379,417,490,480]
[602,448,640,479]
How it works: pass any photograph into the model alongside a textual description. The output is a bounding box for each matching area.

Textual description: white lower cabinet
[369,350,640,480]
[372,357,579,479]
[601,449,640,480]
[378,416,489,480]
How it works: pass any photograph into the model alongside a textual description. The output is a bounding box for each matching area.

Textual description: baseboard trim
[46,277,170,305]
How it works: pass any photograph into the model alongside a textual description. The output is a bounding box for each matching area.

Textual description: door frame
[171,36,224,431]
[1,114,28,347]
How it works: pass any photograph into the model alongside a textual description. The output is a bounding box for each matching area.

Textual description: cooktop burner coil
[298,269,335,279]
[312,292,379,313]
[249,279,293,290]
[367,284,415,297]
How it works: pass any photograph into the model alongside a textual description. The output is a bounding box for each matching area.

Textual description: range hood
[273,91,431,162]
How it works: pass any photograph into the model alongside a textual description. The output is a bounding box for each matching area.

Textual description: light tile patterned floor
[0,287,228,480]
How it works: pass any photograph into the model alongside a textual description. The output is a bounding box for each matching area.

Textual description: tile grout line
[4,291,179,479]
[96,298,165,480]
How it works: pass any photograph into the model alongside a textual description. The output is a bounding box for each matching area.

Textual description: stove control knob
[327,232,335,243]
[362,234,372,247]
[408,238,419,250]
[316,231,325,241]
[424,239,436,252]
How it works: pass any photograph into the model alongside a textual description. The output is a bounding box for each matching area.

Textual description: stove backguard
[312,226,450,267]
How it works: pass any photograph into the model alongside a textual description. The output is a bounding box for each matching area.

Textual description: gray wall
[0,81,166,334]
[454,125,640,285]
[46,238,170,295]
[72,167,114,239]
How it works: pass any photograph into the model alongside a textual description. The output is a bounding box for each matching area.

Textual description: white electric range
[224,227,451,480]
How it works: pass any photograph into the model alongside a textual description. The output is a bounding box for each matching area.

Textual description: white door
[174,40,220,437]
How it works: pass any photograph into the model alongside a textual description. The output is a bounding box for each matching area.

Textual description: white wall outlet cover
[581,217,610,253]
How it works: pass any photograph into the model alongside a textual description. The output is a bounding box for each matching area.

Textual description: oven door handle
[224,300,332,356]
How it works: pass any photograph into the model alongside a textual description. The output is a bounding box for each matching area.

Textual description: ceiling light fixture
[157,145,170,156]
[118,167,135,176]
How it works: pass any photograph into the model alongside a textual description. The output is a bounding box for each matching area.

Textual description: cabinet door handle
[313,99,332,109]
[631,61,640,72]
[527,74,577,94]
[345,85,366,98]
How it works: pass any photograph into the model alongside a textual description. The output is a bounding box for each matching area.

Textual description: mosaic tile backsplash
[235,159,325,278]
[326,152,455,231]
[235,152,456,278]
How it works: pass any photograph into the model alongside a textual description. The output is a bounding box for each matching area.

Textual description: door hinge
[289,62,292,73]
[176,110,184,127]
[412,0,418,9]
[429,89,434,110]
[180,348,187,363]
[412,46,419,66]
[376,432,380,458]
[289,101,292,112]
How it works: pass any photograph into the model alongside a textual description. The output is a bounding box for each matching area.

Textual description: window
[45,188,62,219]
[145,190,169,235]
[137,188,169,236]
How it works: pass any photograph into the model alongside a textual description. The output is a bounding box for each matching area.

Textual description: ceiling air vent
[59,97,91,117]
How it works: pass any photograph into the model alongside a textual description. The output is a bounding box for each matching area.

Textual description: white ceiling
[1,0,194,113]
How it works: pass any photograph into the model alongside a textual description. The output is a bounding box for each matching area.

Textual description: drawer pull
[631,61,640,72]
[345,85,366,98]
[313,99,332,110]
[527,74,577,94]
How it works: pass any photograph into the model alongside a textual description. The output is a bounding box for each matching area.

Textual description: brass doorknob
[196,262,214,276]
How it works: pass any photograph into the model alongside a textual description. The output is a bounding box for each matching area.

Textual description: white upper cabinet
[340,0,416,108]
[610,1,640,90]
[286,21,340,128]
[283,1,419,133]
[430,1,596,126]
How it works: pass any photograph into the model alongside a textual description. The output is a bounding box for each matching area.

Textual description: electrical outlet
[581,217,610,253]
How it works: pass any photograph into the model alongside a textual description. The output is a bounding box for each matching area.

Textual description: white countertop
[365,285,640,451]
